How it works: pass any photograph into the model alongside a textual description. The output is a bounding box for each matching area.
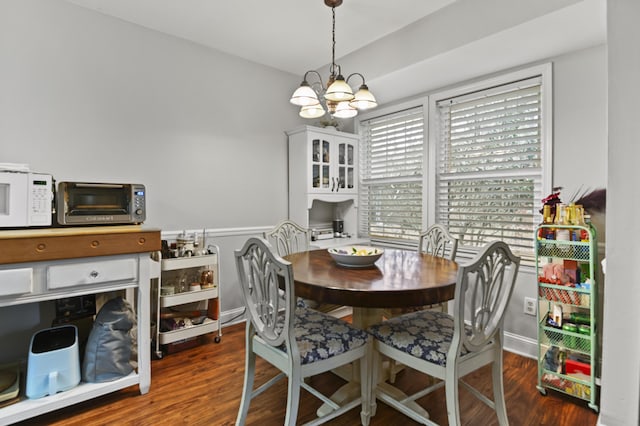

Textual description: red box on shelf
[566,358,591,376]
[563,259,579,284]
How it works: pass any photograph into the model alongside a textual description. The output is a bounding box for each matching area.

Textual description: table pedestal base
[316,379,429,419]
[316,307,428,420]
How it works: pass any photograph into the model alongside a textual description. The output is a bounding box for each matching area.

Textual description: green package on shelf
[578,324,591,352]
[570,312,591,325]
[562,323,578,349]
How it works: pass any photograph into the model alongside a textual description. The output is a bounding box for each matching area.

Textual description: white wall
[0,0,302,230]
[599,1,640,424]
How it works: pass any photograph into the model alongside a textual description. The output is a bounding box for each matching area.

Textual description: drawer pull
[90,270,99,278]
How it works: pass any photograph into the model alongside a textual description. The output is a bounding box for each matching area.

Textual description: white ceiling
[63,0,606,105]
[64,0,457,75]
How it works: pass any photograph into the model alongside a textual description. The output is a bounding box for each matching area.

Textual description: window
[358,105,425,246]
[429,65,552,262]
[356,65,551,258]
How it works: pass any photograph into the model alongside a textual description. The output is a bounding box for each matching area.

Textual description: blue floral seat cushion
[277,307,369,365]
[368,310,472,367]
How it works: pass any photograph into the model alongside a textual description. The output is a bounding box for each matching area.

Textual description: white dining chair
[234,237,372,426]
[263,219,344,316]
[386,224,459,320]
[385,224,459,382]
[263,219,311,257]
[368,240,520,425]
[418,224,459,262]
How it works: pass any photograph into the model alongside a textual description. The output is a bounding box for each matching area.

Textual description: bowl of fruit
[328,246,384,268]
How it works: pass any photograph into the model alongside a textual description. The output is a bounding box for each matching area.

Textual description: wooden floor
[16,321,599,426]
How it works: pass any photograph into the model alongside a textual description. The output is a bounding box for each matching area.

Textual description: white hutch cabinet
[287,126,360,241]
[287,125,358,195]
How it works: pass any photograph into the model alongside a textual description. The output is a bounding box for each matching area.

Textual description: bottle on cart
[554,204,571,255]
[539,204,555,240]
[573,205,590,242]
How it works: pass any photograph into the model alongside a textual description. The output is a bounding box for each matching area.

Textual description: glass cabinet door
[321,141,330,189]
[347,145,354,189]
[312,139,331,190]
[308,135,356,194]
[337,141,356,191]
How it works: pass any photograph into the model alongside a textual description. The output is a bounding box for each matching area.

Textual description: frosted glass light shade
[325,76,354,102]
[333,101,357,118]
[290,83,319,106]
[300,103,326,119]
[349,85,378,110]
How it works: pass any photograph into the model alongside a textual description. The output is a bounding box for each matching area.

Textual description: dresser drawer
[48,257,137,289]
[0,268,33,296]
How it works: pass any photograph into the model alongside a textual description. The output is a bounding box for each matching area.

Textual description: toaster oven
[56,182,146,225]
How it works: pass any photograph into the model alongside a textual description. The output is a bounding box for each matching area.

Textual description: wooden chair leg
[285,369,302,426]
[369,348,379,418]
[236,349,256,426]
[445,365,461,426]
[492,351,508,425]
[360,341,372,426]
[388,358,401,383]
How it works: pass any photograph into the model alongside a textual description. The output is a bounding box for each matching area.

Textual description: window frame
[355,63,552,261]
[355,98,428,248]
[427,63,553,262]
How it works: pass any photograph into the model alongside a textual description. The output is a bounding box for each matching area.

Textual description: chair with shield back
[418,224,459,262]
[368,240,520,425]
[263,219,310,258]
[234,237,371,426]
[263,220,344,316]
[386,224,459,316]
[414,223,459,311]
[385,224,459,381]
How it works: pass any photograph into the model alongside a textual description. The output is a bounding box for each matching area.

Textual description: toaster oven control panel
[133,184,145,220]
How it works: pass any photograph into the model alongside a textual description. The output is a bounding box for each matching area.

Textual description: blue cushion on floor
[368,310,472,367]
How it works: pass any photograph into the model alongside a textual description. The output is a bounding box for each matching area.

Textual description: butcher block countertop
[0,225,161,265]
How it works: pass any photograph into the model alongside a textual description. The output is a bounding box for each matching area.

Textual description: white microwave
[0,171,53,228]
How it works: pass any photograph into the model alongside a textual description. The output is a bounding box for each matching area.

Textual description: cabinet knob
[90,270,99,278]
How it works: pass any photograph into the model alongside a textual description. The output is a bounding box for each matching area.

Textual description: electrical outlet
[524,297,537,316]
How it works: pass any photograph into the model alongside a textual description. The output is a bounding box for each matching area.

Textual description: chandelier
[289,0,377,119]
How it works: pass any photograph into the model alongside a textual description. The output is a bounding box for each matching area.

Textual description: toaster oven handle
[74,183,126,188]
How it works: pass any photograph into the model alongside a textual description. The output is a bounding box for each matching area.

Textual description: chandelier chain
[331,7,336,75]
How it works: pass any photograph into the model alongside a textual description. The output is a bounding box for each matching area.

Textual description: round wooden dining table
[284,247,459,328]
[284,247,459,418]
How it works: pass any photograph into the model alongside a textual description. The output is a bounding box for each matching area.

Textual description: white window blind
[359,107,424,245]
[436,77,543,260]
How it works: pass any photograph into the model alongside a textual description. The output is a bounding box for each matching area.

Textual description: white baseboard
[503,331,538,359]
[220,306,247,329]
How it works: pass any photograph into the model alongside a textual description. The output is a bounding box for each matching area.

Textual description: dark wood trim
[0,227,161,265]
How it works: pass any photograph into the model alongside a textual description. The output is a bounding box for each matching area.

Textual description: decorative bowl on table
[328,246,384,268]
